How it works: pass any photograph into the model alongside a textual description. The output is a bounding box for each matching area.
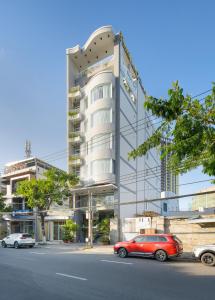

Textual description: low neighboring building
[0,177,6,195]
[192,186,215,211]
[117,212,215,251]
[0,157,72,241]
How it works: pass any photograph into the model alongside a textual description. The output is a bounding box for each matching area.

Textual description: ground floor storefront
[11,221,33,234]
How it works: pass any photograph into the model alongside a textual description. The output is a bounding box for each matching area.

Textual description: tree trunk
[40,212,46,243]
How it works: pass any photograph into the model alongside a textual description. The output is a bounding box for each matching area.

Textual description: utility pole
[87,191,93,248]
[33,207,38,243]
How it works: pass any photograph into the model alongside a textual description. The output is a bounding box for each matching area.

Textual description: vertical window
[91,133,111,152]
[91,109,111,128]
[91,83,112,103]
[91,159,112,176]
[163,202,168,212]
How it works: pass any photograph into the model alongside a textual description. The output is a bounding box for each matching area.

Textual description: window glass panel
[158,236,167,242]
[91,159,111,176]
[134,236,146,243]
[91,83,111,103]
[93,193,114,209]
[91,133,111,152]
[145,236,159,242]
[163,202,168,212]
[91,109,111,128]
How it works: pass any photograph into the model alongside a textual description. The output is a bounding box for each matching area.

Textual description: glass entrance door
[53,221,65,240]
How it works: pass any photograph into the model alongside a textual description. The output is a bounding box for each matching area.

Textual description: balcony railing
[69,155,83,166]
[70,85,80,93]
[68,85,81,99]
[68,131,81,139]
[74,56,114,84]
[68,111,82,122]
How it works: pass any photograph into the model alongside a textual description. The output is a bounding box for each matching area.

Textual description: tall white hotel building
[66,26,175,241]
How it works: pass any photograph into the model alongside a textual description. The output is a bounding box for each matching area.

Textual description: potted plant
[100,235,110,245]
[62,219,78,243]
[97,218,110,245]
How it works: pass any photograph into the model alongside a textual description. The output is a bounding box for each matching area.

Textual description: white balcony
[69,156,83,166]
[68,86,81,99]
[69,135,82,143]
[68,112,82,122]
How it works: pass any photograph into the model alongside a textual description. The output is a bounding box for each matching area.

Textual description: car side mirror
[131,240,136,243]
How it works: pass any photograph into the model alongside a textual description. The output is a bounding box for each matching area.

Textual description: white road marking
[30,252,46,255]
[100,259,133,265]
[56,273,87,281]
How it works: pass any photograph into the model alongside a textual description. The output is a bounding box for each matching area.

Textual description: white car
[1,233,35,249]
[193,244,215,266]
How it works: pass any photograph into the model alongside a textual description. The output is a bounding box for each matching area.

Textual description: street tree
[0,193,12,212]
[0,193,5,212]
[129,82,215,179]
[16,169,78,242]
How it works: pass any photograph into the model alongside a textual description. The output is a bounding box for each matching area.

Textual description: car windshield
[22,234,32,238]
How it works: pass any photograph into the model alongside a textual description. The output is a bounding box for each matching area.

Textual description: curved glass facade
[91,83,112,103]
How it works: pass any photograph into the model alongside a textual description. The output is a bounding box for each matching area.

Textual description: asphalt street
[0,245,214,300]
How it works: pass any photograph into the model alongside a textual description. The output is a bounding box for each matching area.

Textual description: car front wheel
[1,241,7,248]
[14,241,19,249]
[155,250,167,262]
[201,253,215,266]
[118,247,128,258]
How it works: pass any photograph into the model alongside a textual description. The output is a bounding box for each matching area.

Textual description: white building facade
[67,26,172,241]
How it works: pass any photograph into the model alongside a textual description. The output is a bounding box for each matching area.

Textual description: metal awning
[45,216,70,221]
[70,183,117,195]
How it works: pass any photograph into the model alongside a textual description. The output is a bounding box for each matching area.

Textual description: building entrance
[53,221,65,240]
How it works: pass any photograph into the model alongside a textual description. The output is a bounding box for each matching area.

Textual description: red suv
[114,234,183,262]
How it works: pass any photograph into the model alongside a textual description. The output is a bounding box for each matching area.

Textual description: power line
[0,88,212,170]
[38,90,214,165]
[120,190,215,206]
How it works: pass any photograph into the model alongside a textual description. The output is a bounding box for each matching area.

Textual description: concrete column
[73,193,76,210]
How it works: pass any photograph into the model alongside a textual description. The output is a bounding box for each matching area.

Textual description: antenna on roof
[25,140,32,158]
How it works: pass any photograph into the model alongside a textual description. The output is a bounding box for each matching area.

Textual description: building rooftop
[67,26,115,72]
[2,157,61,178]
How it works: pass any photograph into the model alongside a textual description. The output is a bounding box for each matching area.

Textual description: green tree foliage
[97,218,110,244]
[129,82,215,178]
[16,169,78,241]
[62,219,78,242]
[0,193,12,212]
[0,193,5,211]
[98,218,110,235]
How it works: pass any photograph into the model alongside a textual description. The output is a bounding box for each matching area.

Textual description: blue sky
[0,0,214,209]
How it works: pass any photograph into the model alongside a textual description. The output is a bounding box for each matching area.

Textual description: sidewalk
[83,245,113,254]
[37,242,114,253]
[37,242,86,251]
